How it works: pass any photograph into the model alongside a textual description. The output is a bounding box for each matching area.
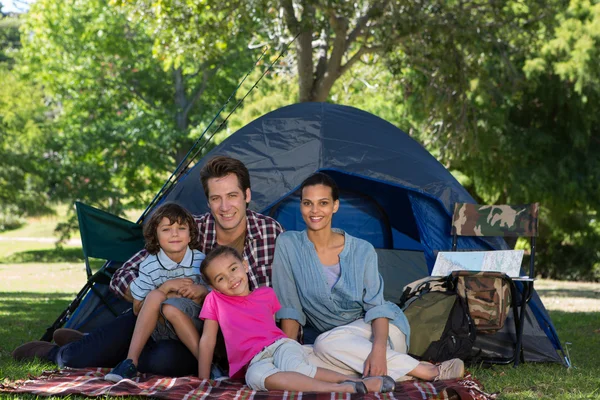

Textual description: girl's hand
[363,346,387,377]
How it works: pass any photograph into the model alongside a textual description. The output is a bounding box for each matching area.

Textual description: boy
[105,203,208,382]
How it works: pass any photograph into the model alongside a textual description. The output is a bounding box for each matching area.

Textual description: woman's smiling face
[300,184,339,232]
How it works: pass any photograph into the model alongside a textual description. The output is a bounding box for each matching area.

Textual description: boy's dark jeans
[47,309,198,376]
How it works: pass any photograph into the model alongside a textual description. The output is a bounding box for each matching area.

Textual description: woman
[272,172,464,382]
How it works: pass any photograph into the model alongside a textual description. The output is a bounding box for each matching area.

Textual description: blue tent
[68,102,566,365]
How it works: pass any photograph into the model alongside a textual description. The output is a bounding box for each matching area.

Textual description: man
[13,156,283,376]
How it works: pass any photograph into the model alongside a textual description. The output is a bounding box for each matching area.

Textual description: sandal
[340,380,368,394]
[364,375,396,393]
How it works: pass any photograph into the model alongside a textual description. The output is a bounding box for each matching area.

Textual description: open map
[431,250,524,278]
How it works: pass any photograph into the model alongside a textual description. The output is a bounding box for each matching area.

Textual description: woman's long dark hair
[299,172,340,201]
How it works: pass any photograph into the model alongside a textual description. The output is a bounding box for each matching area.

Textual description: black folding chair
[40,202,145,341]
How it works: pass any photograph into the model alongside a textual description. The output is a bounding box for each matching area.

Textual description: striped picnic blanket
[0,368,497,399]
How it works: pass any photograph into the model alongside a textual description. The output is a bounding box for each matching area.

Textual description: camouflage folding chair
[451,203,539,367]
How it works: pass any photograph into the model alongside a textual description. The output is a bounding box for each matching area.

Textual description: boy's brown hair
[200,246,243,284]
[143,202,199,254]
[199,156,251,200]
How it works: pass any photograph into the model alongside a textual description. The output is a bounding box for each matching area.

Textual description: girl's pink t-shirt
[200,287,288,378]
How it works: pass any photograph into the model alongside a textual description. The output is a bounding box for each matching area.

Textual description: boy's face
[205,253,250,297]
[206,173,251,234]
[157,217,191,260]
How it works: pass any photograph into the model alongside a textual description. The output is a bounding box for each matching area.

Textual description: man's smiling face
[206,173,250,234]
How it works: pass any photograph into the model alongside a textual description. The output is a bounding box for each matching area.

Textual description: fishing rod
[138,35,298,222]
[138,47,269,222]
[183,39,296,170]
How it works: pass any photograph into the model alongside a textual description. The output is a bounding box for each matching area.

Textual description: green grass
[1,264,598,399]
[0,204,71,238]
[469,310,600,399]
[0,212,599,399]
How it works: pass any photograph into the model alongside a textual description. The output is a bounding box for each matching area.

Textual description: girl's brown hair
[143,202,199,254]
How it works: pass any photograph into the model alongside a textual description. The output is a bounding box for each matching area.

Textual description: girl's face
[300,184,339,232]
[157,217,191,259]
[204,253,250,297]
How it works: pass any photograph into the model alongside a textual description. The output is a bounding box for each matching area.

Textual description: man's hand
[123,286,134,303]
[179,284,209,304]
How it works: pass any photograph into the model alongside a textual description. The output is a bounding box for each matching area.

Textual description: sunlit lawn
[0,214,599,399]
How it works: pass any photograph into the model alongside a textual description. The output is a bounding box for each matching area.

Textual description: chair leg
[509,281,520,365]
[513,281,531,367]
[40,280,93,341]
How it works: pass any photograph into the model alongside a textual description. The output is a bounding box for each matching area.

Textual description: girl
[198,246,395,393]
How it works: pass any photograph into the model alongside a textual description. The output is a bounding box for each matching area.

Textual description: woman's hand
[364,317,390,376]
[363,345,387,377]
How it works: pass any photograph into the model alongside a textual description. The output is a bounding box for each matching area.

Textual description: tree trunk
[297,30,316,102]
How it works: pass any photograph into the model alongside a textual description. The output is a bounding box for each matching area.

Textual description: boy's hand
[160,278,194,294]
[179,284,208,303]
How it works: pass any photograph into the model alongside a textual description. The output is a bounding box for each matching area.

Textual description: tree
[20,0,258,214]
[384,0,600,280]
[0,12,52,225]
[258,0,403,102]
[248,1,527,103]
[0,68,52,219]
[0,11,20,66]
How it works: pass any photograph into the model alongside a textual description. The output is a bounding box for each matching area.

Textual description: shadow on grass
[536,288,600,300]
[0,247,84,263]
[0,292,72,352]
[0,292,72,325]
[0,247,105,270]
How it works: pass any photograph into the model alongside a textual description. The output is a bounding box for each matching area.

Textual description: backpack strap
[398,275,455,308]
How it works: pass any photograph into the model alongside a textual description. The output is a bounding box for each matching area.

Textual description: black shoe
[53,328,85,346]
[364,375,396,392]
[12,341,56,361]
[104,359,138,382]
[341,380,368,394]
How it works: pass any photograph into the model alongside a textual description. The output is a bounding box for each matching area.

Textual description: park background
[1,0,599,399]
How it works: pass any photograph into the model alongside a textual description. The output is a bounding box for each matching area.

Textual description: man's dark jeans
[47,310,197,376]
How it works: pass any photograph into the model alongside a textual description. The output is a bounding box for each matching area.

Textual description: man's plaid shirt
[110,209,283,299]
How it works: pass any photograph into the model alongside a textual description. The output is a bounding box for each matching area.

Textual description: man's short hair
[199,156,251,199]
[143,202,199,254]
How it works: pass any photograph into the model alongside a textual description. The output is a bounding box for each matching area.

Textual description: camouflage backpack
[452,271,514,334]
[399,276,476,363]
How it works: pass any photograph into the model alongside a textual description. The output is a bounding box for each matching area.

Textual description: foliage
[246,0,415,102]
[2,0,600,279]
[0,206,25,232]
[0,13,20,66]
[19,0,259,218]
[1,13,51,220]
[384,0,600,280]
[0,67,53,218]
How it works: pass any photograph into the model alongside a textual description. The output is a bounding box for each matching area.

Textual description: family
[13,156,465,393]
